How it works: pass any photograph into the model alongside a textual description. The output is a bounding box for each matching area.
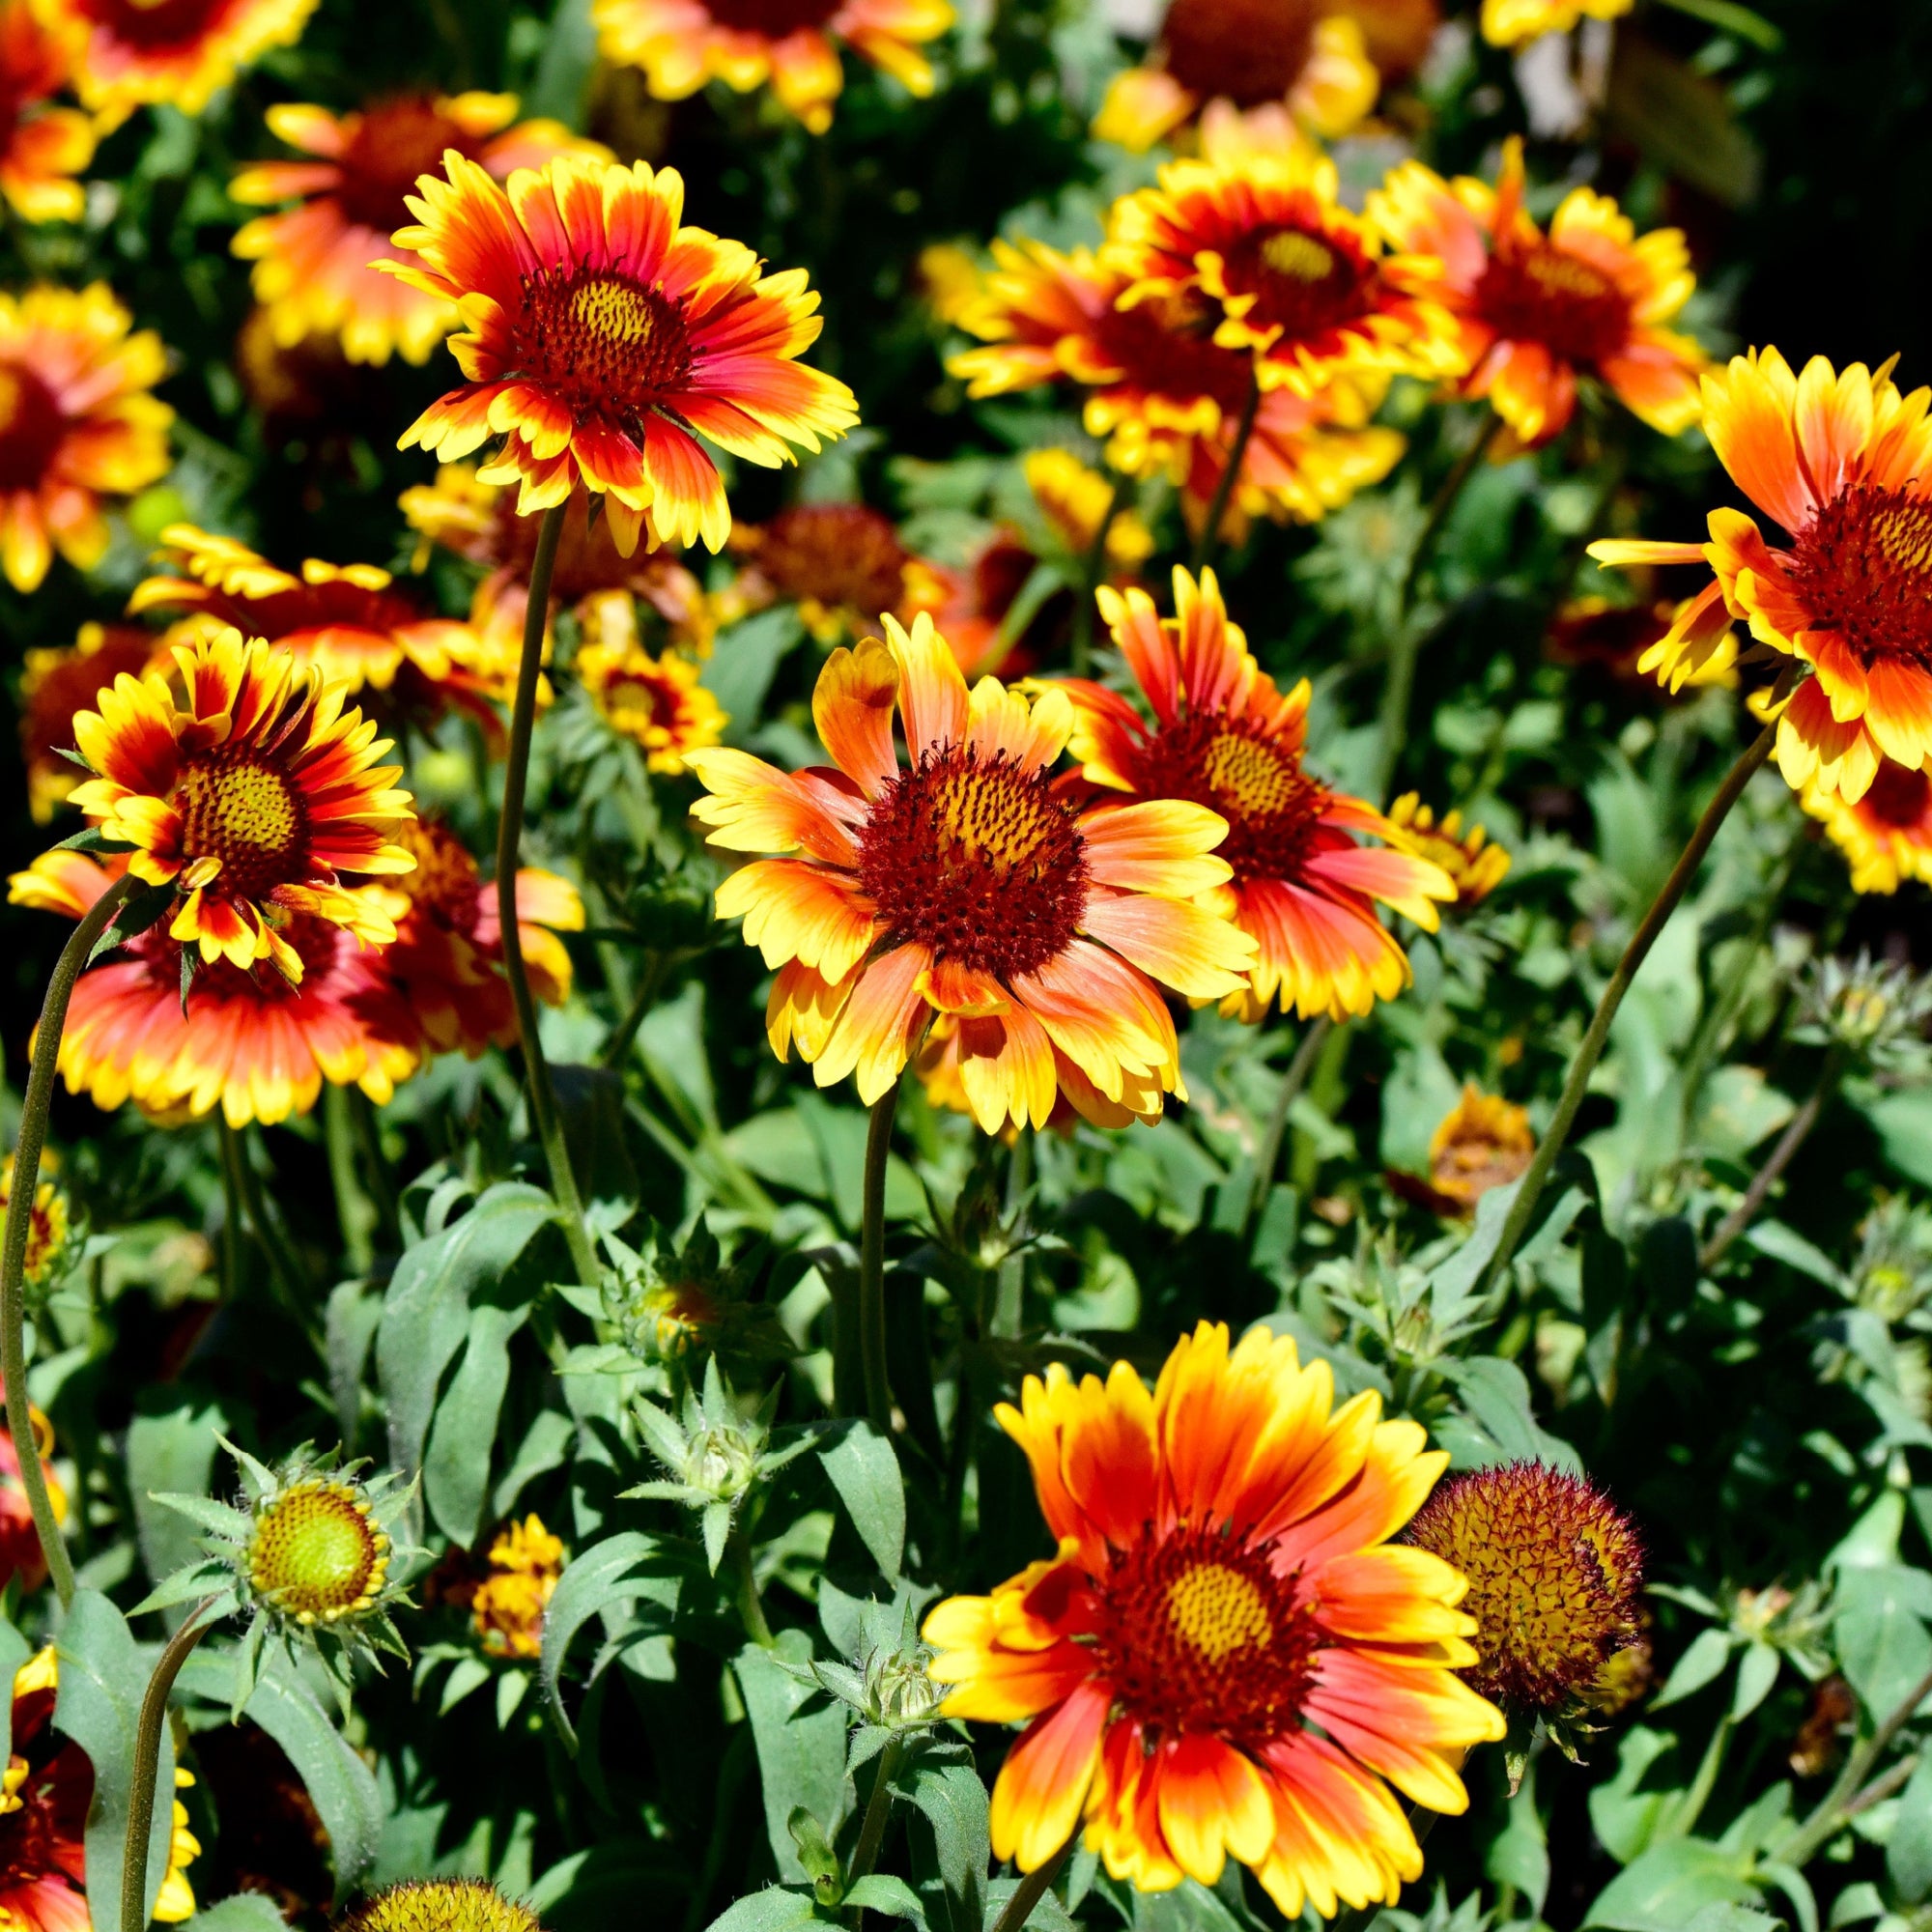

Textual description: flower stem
[3,870,134,1610]
[1249,1016,1331,1227]
[859,1081,902,1439]
[1189,369,1262,578]
[226,1122,314,1324]
[989,1843,1071,1932]
[993,1127,1033,1337]
[347,1089,401,1250]
[726,1522,775,1647]
[1702,1043,1847,1268]
[1401,412,1502,620]
[1478,716,1779,1296]
[1773,1661,1932,1868]
[600,949,668,1069]
[498,499,600,1287]
[324,1085,376,1275]
[1068,475,1124,678]
[845,1735,908,1905]
[122,1598,220,1932]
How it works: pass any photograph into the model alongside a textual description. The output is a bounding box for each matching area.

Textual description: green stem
[845,1735,909,1905]
[122,1600,220,1932]
[1249,1017,1330,1226]
[1400,413,1502,620]
[600,950,668,1070]
[1701,1045,1846,1268]
[858,1082,902,1438]
[1068,476,1125,678]
[1478,716,1779,1296]
[1188,369,1263,578]
[216,1120,244,1303]
[726,1523,774,1647]
[993,1128,1032,1338]
[1774,1661,1932,1868]
[3,870,134,1609]
[1662,1715,1734,1842]
[498,500,600,1287]
[347,1089,400,1249]
[324,1086,376,1275]
[989,1842,1072,1932]
[226,1123,313,1323]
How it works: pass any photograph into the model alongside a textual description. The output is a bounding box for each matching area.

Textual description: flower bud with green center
[249,1479,389,1626]
[597,1218,794,1372]
[1797,953,1932,1073]
[340,1879,545,1932]
[1406,1460,1644,1718]
[861,1642,944,1729]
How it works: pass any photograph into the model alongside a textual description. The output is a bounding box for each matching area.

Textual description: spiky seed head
[340,1879,544,1932]
[248,1478,390,1627]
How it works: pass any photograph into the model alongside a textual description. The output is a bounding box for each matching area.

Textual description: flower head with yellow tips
[1479,0,1629,47]
[687,611,1257,1131]
[17,624,167,824]
[577,635,726,773]
[470,1515,566,1662]
[1803,756,1932,895]
[1393,1085,1534,1216]
[0,0,95,223]
[922,1322,1503,1912]
[1384,794,1511,907]
[38,0,320,118]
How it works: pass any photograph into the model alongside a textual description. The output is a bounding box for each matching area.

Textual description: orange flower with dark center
[1,1649,92,1932]
[577,637,725,772]
[1803,756,1932,895]
[232,95,603,367]
[0,1388,66,1595]
[41,0,319,118]
[735,501,911,640]
[0,0,94,222]
[17,624,165,823]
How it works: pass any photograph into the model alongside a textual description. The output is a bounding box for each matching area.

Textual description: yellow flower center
[1259,230,1337,284]
[928,763,1059,873]
[1167,1560,1272,1662]
[572,277,661,349]
[174,753,304,895]
[1477,242,1631,368]
[1522,248,1613,302]
[1201,730,1303,818]
[348,1879,545,1932]
[249,1480,386,1624]
[1131,715,1323,886]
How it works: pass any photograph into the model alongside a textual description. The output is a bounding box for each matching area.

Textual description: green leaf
[540,1531,671,1747]
[128,1395,226,1597]
[700,605,806,739]
[842,1876,926,1922]
[1654,1629,1736,1709]
[524,0,597,128]
[184,1893,296,1930]
[1435,1357,1582,1474]
[1833,1564,1932,1723]
[1486,1760,1549,1918]
[1583,1837,1760,1929]
[0,1617,30,1763]
[703,1887,819,1932]
[898,1758,989,1932]
[325,1279,384,1452]
[1889,1749,1932,1903]
[423,1301,531,1548]
[1732,1642,1781,1720]
[818,1421,904,1580]
[736,1634,851,1883]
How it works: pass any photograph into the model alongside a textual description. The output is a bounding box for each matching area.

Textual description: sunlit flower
[0,282,172,593]
[343,1879,545,1932]
[1398,1085,1533,1215]
[1104,147,1464,401]
[0,1386,66,1594]
[470,1515,565,1661]
[1803,757,1932,895]
[0,0,94,222]
[66,630,415,982]
[382,152,859,554]
[16,623,164,823]
[0,1155,71,1295]
[1406,1461,1643,1718]
[688,612,1256,1130]
[1479,0,1629,49]
[591,0,953,136]
[577,635,726,773]
[1590,350,1932,801]
[10,847,422,1125]
[130,526,519,737]
[379,816,582,1058]
[731,501,913,642]
[1383,793,1510,906]
[38,0,319,119]
[1094,0,1378,154]
[230,94,603,369]
[1063,569,1453,1022]
[923,1321,1502,1907]
[1546,594,1736,692]
[1368,139,1705,446]
[1023,448,1153,569]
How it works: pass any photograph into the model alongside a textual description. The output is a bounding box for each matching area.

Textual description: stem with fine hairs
[858,1080,903,1437]
[122,1600,220,1932]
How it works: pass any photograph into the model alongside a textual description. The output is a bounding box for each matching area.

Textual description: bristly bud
[338,1879,544,1932]
[597,1217,794,1372]
[795,1585,948,1775]
[1796,952,1932,1073]
[1406,1461,1645,1723]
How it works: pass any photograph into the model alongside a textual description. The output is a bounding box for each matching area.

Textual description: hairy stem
[1189,370,1262,578]
[1700,1044,1845,1268]
[726,1522,774,1648]
[845,1735,909,1907]
[1249,1016,1331,1227]
[859,1081,902,1437]
[498,500,600,1286]
[122,1600,220,1932]
[3,870,134,1609]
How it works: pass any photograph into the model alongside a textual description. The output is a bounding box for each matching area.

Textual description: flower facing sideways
[577,633,726,772]
[687,612,1257,1132]
[16,623,165,823]
[922,1321,1503,1912]
[382,152,859,554]
[1383,794,1511,906]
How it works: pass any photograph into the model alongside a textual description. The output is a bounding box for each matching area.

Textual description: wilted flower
[470,1516,566,1661]
[339,1879,544,1932]
[1397,1086,1535,1216]
[1384,796,1511,908]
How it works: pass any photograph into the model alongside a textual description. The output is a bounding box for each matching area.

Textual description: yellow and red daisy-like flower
[378,817,582,1060]
[1094,0,1378,154]
[0,1389,67,1595]
[1589,349,1932,801]
[730,501,915,643]
[0,0,94,222]
[577,633,726,773]
[65,629,415,982]
[470,1514,566,1661]
[1023,448,1155,571]
[382,152,859,554]
[688,612,1256,1131]
[231,94,605,368]
[1546,593,1738,693]
[1392,1084,1533,1215]
[1368,139,1705,447]
[17,622,166,823]
[1104,147,1463,402]
[1479,0,1628,48]
[1062,569,1454,1022]
[129,524,519,737]
[1802,756,1932,896]
[34,0,318,119]
[923,1321,1502,1907]
[591,0,952,136]
[1383,793,1510,907]
[0,282,173,594]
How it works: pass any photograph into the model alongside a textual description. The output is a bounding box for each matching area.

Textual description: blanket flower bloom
[16,622,163,822]
[470,1514,566,1661]
[1368,139,1704,446]
[1802,757,1932,895]
[1479,0,1628,47]
[591,0,953,136]
[1399,1085,1534,1215]
[10,848,422,1125]
[731,501,914,642]
[923,1322,1502,1911]
[37,0,320,119]
[687,612,1256,1131]
[1383,793,1510,906]
[1061,569,1454,1021]
[1589,349,1932,801]
[231,93,603,367]
[66,629,416,982]
[0,282,173,593]
[1104,148,1464,401]
[0,0,94,222]
[577,636,725,772]
[382,152,859,554]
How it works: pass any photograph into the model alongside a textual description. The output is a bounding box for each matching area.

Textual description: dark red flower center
[130,911,349,1003]
[395,821,481,931]
[1160,0,1321,105]
[0,362,68,494]
[1093,289,1255,417]
[71,0,227,51]
[1476,242,1631,369]
[757,504,908,616]
[1789,483,1932,668]
[857,746,1089,980]
[1128,713,1324,884]
[1862,757,1932,831]
[173,749,309,901]
[1223,220,1377,348]
[1087,1524,1319,1747]
[700,0,840,31]
[334,98,494,234]
[510,268,695,427]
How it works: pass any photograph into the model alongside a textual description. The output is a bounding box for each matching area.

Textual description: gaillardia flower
[687,612,1257,1130]
[66,629,415,981]
[342,1879,544,1932]
[0,282,172,593]
[731,501,914,642]
[1384,793,1510,906]
[923,1322,1503,1910]
[591,0,953,136]
[1022,448,1154,571]
[36,0,320,118]
[231,93,603,367]
[0,0,95,222]
[1591,350,1932,800]
[1406,1461,1643,1719]
[470,1515,566,1661]
[383,152,860,554]
[16,623,163,823]
[1062,569,1454,1021]
[1398,1086,1533,1215]
[11,848,420,1125]
[1368,139,1705,446]
[1802,757,1932,896]
[1479,0,1629,48]
[576,636,726,772]
[0,1383,66,1594]
[0,1156,71,1296]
